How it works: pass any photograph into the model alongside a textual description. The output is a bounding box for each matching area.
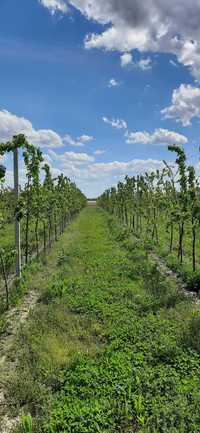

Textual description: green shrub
[143,264,167,298]
[41,279,68,303]
[183,270,200,293]
[166,254,180,272]
[182,313,200,353]
[57,249,71,267]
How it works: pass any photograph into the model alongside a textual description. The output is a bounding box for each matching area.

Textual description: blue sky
[0,0,200,197]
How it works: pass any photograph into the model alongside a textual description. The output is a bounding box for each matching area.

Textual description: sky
[0,0,200,197]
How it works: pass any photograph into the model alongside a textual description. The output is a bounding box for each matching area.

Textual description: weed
[18,413,33,433]
[182,313,200,353]
[7,209,200,433]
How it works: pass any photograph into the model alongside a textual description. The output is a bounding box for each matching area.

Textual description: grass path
[1,208,200,433]
[0,215,83,433]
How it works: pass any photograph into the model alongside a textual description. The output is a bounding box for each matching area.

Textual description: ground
[1,207,200,433]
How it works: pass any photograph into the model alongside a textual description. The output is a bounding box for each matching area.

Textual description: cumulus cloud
[47,151,165,193]
[49,149,95,164]
[126,128,188,146]
[0,110,64,148]
[39,0,68,14]
[55,159,166,197]
[108,78,120,87]
[162,84,200,126]
[80,157,166,197]
[63,151,95,163]
[103,116,127,130]
[0,110,94,150]
[30,129,63,148]
[63,133,94,147]
[88,159,165,178]
[63,134,80,147]
[137,57,152,71]
[47,146,165,184]
[52,153,166,196]
[48,147,165,180]
[120,52,152,70]
[39,0,200,80]
[121,52,133,67]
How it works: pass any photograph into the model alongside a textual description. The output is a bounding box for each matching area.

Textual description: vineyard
[1,141,200,433]
[0,134,86,310]
[3,0,200,431]
[98,145,200,292]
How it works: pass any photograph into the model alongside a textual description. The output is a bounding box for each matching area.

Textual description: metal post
[13,147,21,277]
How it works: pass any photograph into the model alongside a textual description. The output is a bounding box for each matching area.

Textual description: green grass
[128,214,200,293]
[154,220,200,293]
[9,208,200,433]
[0,218,55,288]
[0,214,75,314]
[0,214,82,328]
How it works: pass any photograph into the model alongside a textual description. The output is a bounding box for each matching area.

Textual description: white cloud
[49,149,95,163]
[0,110,64,148]
[88,159,164,177]
[169,59,179,67]
[162,84,200,126]
[54,158,166,196]
[94,149,106,155]
[63,133,79,147]
[0,110,33,140]
[126,131,150,145]
[126,128,188,146]
[78,134,94,142]
[39,0,200,80]
[137,57,152,71]
[63,133,94,147]
[108,78,120,87]
[39,0,68,14]
[103,116,127,129]
[120,52,152,70]
[46,152,165,197]
[30,129,63,148]
[64,151,95,163]
[58,155,166,197]
[121,52,133,67]
[0,110,95,151]
[48,147,164,180]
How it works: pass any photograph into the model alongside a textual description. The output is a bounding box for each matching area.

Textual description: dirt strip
[0,289,39,433]
[149,251,200,305]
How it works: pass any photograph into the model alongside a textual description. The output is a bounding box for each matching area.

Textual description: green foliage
[0,134,87,308]
[98,144,200,278]
[57,249,71,267]
[182,313,200,353]
[183,269,200,293]
[0,163,6,180]
[18,414,33,433]
[48,280,67,299]
[8,209,200,433]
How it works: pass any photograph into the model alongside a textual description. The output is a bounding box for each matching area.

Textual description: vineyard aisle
[1,207,200,433]
[0,214,84,433]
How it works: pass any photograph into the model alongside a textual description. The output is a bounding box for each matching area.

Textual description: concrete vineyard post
[13,147,21,278]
